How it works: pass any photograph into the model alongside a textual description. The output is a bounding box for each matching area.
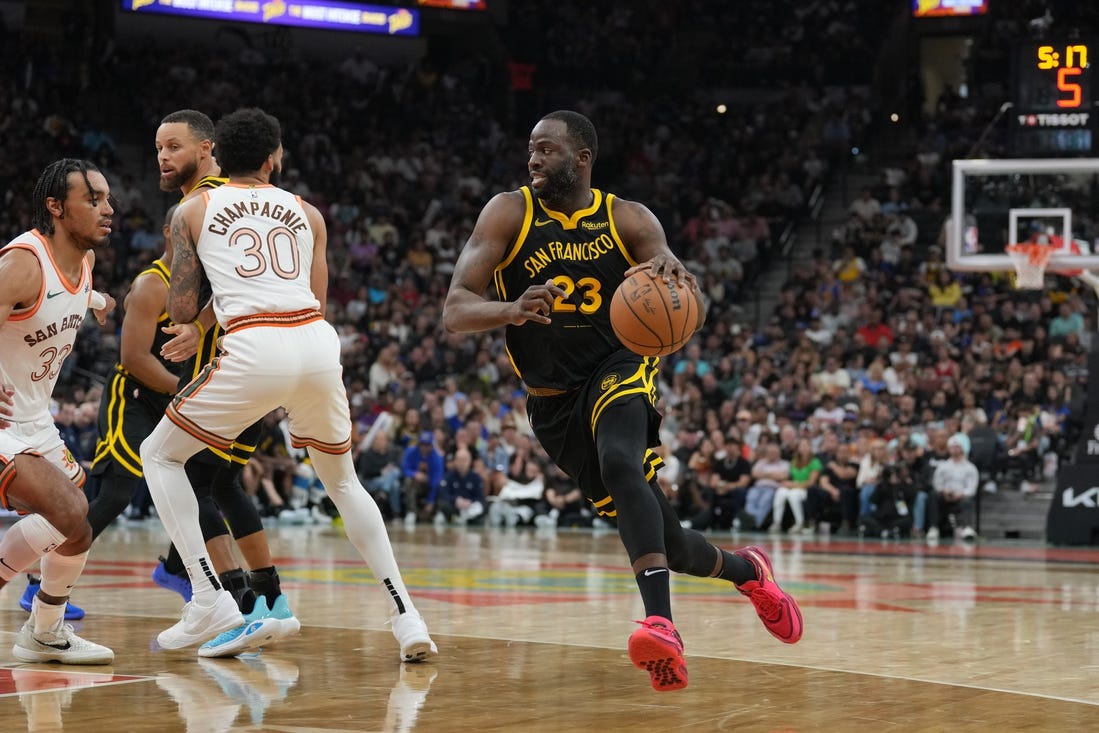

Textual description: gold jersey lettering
[521,234,617,278]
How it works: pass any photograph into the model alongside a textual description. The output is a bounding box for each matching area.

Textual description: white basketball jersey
[197,184,320,326]
[0,231,92,423]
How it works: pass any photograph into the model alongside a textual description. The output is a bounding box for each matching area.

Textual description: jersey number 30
[231,226,301,280]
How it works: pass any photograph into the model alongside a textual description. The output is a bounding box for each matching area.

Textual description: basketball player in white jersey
[141,107,437,661]
[0,158,117,664]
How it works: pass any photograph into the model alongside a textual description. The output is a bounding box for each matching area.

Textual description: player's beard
[268,164,281,187]
[159,158,199,192]
[534,160,579,207]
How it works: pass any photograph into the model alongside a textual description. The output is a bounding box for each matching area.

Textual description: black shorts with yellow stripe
[90,367,174,479]
[186,417,263,470]
[527,350,664,519]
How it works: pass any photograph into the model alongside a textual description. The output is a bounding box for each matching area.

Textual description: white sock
[39,549,87,598]
[0,514,66,582]
[140,419,223,606]
[309,450,418,616]
[32,594,65,634]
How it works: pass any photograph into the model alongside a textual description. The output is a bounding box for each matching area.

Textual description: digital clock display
[1012,41,1094,155]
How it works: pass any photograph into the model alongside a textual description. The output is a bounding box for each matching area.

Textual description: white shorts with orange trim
[0,415,86,510]
[166,318,353,455]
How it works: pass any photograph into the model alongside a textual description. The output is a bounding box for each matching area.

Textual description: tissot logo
[1062,487,1099,508]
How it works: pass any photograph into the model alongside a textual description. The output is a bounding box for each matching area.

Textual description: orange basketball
[610,270,695,357]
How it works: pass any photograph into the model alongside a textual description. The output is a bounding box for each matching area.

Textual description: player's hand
[90,292,116,326]
[0,384,13,429]
[625,255,696,288]
[510,280,567,326]
[160,322,202,362]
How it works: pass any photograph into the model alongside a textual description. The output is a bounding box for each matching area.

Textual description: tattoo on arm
[168,215,200,324]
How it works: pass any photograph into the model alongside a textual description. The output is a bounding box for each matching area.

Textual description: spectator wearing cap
[927,435,979,541]
[401,431,445,523]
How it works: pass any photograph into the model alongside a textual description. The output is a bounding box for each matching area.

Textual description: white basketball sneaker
[12,616,114,665]
[158,590,243,650]
[390,610,438,663]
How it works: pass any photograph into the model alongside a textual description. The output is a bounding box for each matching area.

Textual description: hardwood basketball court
[1,521,1098,731]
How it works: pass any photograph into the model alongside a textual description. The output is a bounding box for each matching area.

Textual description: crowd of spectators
[5,3,1086,539]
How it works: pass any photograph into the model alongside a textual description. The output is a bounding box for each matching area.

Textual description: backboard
[947,158,1099,274]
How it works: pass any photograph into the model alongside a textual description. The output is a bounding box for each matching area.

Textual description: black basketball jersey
[122,258,179,387]
[493,186,639,390]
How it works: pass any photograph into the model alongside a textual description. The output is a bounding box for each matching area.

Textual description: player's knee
[599,444,643,488]
[45,504,92,551]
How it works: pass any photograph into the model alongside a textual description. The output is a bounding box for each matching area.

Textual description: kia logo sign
[1062,487,1099,508]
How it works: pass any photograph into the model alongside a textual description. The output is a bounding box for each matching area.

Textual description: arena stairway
[976,481,1053,540]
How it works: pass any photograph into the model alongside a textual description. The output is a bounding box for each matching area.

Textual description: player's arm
[0,248,42,330]
[0,250,42,427]
[120,273,178,394]
[167,196,206,325]
[615,198,707,331]
[82,250,116,325]
[303,201,329,314]
[443,191,566,333]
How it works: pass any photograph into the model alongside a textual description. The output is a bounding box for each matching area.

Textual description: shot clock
[1012,40,1094,155]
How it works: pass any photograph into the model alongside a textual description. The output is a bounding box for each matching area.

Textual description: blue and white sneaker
[152,559,193,602]
[265,594,301,641]
[197,598,280,658]
[20,576,84,621]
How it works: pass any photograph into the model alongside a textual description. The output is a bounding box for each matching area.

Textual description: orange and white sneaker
[734,545,803,644]
[627,616,688,691]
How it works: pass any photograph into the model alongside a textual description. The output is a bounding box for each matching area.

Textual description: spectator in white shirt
[926,436,979,541]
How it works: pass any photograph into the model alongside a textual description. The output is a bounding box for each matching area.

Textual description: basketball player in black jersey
[444,110,803,691]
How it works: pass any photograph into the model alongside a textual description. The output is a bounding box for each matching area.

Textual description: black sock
[247,566,281,605]
[635,567,672,622]
[716,550,756,586]
[219,568,256,614]
[162,546,186,577]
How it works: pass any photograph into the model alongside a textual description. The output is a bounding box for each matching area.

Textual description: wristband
[89,290,107,310]
[192,319,206,340]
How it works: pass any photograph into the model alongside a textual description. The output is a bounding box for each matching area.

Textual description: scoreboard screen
[1012,41,1094,155]
[912,0,987,18]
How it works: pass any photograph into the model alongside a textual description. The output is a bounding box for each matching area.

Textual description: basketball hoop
[1005,243,1052,289]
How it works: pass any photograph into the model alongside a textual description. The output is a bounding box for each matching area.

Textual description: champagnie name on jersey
[523,234,617,278]
[23,313,84,346]
[207,201,308,236]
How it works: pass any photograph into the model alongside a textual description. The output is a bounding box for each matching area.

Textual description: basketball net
[1005,243,1052,290]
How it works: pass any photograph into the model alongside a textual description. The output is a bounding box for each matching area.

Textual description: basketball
[610,270,695,357]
